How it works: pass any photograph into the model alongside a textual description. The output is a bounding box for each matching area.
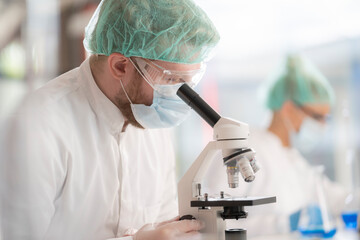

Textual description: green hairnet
[262,54,335,110]
[83,0,220,64]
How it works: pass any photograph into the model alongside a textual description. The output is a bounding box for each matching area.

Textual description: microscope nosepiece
[224,148,257,187]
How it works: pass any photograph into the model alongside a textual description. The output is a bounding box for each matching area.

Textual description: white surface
[249,229,359,240]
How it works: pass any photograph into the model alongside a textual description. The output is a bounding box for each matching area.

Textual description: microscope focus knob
[179,215,196,221]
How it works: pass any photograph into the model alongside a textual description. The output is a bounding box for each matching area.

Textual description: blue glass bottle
[341,190,360,230]
[341,211,359,229]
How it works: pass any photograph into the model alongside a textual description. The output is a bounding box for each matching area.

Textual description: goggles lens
[299,106,330,123]
[131,57,206,91]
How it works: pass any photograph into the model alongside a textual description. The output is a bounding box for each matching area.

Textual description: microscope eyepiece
[177,83,221,127]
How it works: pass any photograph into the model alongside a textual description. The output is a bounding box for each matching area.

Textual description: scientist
[0,0,219,239]
[206,54,349,237]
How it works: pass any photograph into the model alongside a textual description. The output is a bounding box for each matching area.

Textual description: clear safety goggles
[297,105,330,123]
[129,57,206,96]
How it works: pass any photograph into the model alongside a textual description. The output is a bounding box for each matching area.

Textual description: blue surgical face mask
[290,117,327,153]
[120,81,191,129]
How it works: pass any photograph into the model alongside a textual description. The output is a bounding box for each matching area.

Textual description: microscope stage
[191,196,276,207]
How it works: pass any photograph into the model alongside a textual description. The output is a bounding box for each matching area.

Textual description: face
[298,104,330,124]
[290,103,330,132]
[116,58,202,128]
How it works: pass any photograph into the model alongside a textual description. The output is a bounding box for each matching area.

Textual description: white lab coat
[204,128,348,237]
[0,58,178,240]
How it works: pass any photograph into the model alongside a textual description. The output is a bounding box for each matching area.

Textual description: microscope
[176,84,276,240]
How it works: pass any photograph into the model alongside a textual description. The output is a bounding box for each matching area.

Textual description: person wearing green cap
[211,54,347,236]
[262,54,335,152]
[0,0,219,239]
[235,54,347,235]
[207,54,350,237]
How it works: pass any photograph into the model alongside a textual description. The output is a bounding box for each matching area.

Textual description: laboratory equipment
[297,166,337,239]
[341,149,360,230]
[342,209,358,230]
[341,190,359,230]
[177,83,276,240]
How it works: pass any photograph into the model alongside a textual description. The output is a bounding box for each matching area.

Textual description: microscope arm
[177,84,254,210]
[178,139,250,213]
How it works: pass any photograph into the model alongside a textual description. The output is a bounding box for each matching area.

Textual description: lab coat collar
[262,129,304,163]
[80,57,125,134]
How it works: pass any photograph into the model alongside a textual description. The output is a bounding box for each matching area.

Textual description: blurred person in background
[0,0,219,239]
[207,54,351,237]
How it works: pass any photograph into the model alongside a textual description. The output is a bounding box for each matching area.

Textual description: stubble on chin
[116,71,147,129]
[116,95,144,129]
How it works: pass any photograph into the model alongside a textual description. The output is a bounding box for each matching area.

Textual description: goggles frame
[299,106,330,123]
[293,101,330,123]
[130,57,206,90]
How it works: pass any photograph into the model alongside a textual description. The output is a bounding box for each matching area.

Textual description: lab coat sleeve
[157,164,178,222]
[156,131,178,222]
[0,107,66,239]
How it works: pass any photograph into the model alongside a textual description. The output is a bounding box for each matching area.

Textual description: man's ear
[107,53,130,80]
[281,101,296,116]
[281,101,303,132]
[280,101,296,124]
